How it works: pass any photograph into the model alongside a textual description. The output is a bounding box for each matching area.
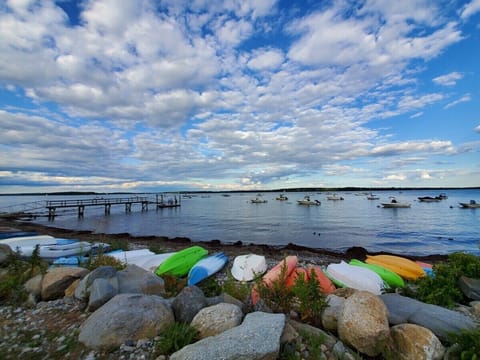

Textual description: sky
[1,0,479,193]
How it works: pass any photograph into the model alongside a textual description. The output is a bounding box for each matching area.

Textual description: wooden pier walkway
[45,195,181,219]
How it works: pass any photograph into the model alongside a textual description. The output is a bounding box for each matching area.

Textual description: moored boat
[297,195,321,206]
[381,197,411,208]
[459,200,480,209]
[327,193,344,201]
[250,197,267,203]
[275,194,288,201]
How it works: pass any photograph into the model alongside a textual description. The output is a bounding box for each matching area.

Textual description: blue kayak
[187,252,228,286]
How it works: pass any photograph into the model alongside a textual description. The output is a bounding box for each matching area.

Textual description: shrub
[82,253,126,271]
[154,322,198,355]
[414,252,480,308]
[447,327,480,359]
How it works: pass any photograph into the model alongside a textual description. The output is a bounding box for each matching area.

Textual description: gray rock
[459,276,480,300]
[191,303,243,339]
[117,264,165,295]
[79,293,174,351]
[0,244,14,264]
[321,294,345,331]
[41,267,89,301]
[172,286,208,323]
[24,274,43,300]
[170,312,285,360]
[380,293,476,341]
[87,277,119,311]
[75,266,117,302]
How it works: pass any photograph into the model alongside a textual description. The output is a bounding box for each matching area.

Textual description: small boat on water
[327,193,344,201]
[366,193,379,200]
[418,196,441,202]
[381,197,411,208]
[297,195,321,206]
[276,194,288,201]
[250,197,267,203]
[459,200,480,209]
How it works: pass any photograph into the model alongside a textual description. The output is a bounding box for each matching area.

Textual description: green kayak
[155,246,208,277]
[349,259,405,288]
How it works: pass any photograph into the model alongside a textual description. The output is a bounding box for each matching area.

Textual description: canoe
[155,246,208,277]
[231,254,267,281]
[188,252,228,286]
[325,261,385,295]
[18,241,92,259]
[251,255,297,305]
[349,259,405,288]
[365,255,425,280]
[306,266,336,295]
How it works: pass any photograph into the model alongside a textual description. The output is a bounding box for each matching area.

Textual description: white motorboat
[381,198,411,208]
[459,200,480,209]
[250,197,267,203]
[367,193,379,200]
[297,196,321,206]
[276,194,288,201]
[327,193,344,201]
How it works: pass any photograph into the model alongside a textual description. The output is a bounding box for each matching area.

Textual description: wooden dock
[45,195,181,219]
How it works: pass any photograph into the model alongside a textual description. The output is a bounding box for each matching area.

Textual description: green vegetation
[447,327,480,360]
[154,322,199,356]
[0,246,48,305]
[81,253,126,271]
[414,252,480,308]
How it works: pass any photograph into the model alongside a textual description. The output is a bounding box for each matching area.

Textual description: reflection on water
[1,189,479,256]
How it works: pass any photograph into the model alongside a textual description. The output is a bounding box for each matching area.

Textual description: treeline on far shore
[1,186,479,197]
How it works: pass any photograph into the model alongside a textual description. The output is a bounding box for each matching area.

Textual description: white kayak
[188,252,228,286]
[231,254,267,281]
[1,235,57,247]
[104,249,156,266]
[326,261,385,295]
[7,239,92,260]
[136,252,176,272]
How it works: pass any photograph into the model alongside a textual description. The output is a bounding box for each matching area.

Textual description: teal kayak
[349,259,405,288]
[155,246,208,277]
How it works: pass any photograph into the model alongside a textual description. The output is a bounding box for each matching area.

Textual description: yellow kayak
[365,255,426,280]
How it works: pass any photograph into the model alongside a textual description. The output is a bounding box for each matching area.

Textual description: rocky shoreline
[0,217,450,265]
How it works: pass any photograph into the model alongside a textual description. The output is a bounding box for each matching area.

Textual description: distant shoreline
[1,186,479,196]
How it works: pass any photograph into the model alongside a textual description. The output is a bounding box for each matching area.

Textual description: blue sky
[1,0,479,193]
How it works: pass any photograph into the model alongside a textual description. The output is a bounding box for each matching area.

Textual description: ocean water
[1,189,479,256]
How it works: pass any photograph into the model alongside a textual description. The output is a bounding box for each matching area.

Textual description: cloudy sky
[1,0,479,193]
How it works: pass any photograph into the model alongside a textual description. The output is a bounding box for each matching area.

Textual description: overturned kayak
[251,255,297,305]
[326,261,385,295]
[231,254,267,281]
[366,254,426,280]
[188,252,228,286]
[155,246,208,277]
[349,259,405,288]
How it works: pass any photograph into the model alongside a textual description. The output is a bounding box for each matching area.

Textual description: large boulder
[170,312,285,360]
[41,266,89,301]
[0,244,14,264]
[380,293,476,341]
[387,323,445,360]
[191,303,243,339]
[321,294,345,331]
[74,266,117,302]
[116,264,165,295]
[459,276,480,300]
[78,293,174,351]
[87,277,119,311]
[337,291,390,357]
[172,286,208,323]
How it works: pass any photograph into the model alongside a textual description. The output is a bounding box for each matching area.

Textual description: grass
[154,322,199,356]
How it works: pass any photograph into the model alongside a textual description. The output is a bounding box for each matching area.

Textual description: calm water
[1,189,479,256]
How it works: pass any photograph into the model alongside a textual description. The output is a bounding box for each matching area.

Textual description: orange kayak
[306,266,336,295]
[251,255,297,304]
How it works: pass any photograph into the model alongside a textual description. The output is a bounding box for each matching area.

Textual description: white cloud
[461,0,480,19]
[433,72,463,86]
[475,125,480,133]
[444,94,471,109]
[247,48,284,70]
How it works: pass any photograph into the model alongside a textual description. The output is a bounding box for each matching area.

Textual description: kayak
[285,267,309,288]
[251,255,297,305]
[365,255,426,280]
[306,266,336,295]
[155,246,208,277]
[0,231,37,240]
[188,252,228,286]
[136,252,176,272]
[231,254,267,281]
[349,259,405,288]
[325,261,385,295]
